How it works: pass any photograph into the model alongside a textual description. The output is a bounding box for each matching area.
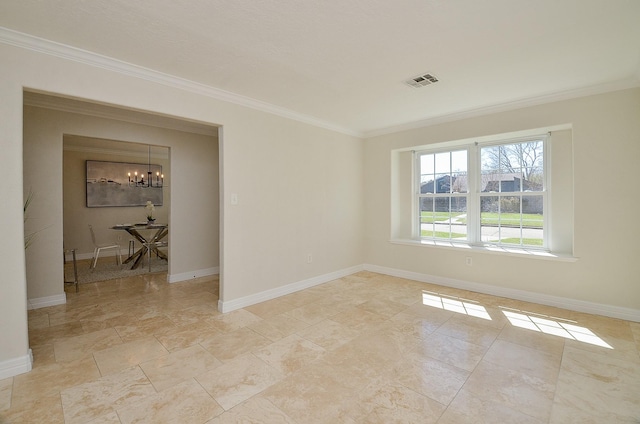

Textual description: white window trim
[414,134,550,250]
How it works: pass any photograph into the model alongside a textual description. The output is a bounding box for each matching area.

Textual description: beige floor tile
[200,327,272,362]
[388,311,443,339]
[53,328,123,362]
[85,411,123,423]
[27,312,50,330]
[356,380,446,424]
[114,315,178,342]
[391,350,470,405]
[248,313,310,342]
[244,297,297,319]
[9,271,639,423]
[463,360,556,422]
[262,370,360,424]
[207,396,296,424]
[439,388,544,424]
[296,318,361,351]
[551,366,640,423]
[31,344,57,367]
[117,379,224,423]
[435,314,502,348]
[207,309,263,333]
[482,339,562,382]
[93,337,169,376]
[48,303,103,327]
[355,297,409,319]
[414,332,487,372]
[140,344,222,392]
[154,321,221,352]
[11,357,101,406]
[60,366,156,424]
[402,300,455,323]
[197,353,284,410]
[0,393,65,424]
[561,344,640,383]
[330,306,389,330]
[284,302,340,325]
[0,377,12,411]
[253,334,326,375]
[497,321,566,356]
[162,303,222,326]
[28,320,86,347]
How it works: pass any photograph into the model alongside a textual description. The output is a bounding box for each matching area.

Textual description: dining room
[23,92,221,308]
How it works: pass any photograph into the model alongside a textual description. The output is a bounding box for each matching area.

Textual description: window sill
[389,238,577,262]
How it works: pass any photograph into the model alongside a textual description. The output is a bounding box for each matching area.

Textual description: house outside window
[416,137,547,248]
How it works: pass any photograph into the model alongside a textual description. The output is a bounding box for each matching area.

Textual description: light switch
[231,193,238,205]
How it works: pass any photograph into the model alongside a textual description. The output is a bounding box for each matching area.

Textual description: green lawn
[458,213,542,228]
[421,230,466,239]
[421,212,464,223]
[499,237,543,246]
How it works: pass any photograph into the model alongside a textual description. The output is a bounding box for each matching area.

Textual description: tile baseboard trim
[364,264,640,323]
[0,349,32,379]
[168,267,220,283]
[27,293,67,310]
[218,265,365,313]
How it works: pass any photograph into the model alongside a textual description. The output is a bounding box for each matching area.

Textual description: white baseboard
[168,267,220,283]
[27,293,67,310]
[0,349,32,379]
[218,265,364,313]
[364,264,640,323]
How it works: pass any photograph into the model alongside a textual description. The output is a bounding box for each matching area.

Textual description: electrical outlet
[465,257,472,266]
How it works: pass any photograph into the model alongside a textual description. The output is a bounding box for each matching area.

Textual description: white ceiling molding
[3,22,639,140]
[1,26,361,138]
[23,90,219,137]
[364,78,640,139]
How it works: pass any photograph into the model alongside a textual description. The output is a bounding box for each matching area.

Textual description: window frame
[415,135,549,249]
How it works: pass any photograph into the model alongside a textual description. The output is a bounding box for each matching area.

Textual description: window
[418,150,468,241]
[416,137,547,248]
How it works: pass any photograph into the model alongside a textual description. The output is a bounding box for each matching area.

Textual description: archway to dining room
[23,91,221,307]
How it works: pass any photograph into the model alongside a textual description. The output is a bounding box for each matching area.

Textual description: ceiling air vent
[405,73,439,88]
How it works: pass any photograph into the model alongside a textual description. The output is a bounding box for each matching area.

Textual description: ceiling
[2,0,640,137]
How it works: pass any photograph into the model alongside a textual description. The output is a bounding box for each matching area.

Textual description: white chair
[89,224,122,269]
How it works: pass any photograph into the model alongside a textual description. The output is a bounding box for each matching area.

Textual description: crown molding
[3,26,638,141]
[364,78,640,138]
[0,26,362,138]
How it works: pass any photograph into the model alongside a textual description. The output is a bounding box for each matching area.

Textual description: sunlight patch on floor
[501,308,613,349]
[422,291,492,320]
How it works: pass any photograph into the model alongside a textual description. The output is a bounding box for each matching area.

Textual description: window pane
[420,154,435,175]
[522,195,543,246]
[449,197,467,240]
[452,171,467,193]
[435,152,450,174]
[420,197,435,238]
[434,173,451,193]
[480,196,500,243]
[421,197,467,240]
[480,194,544,246]
[481,141,544,194]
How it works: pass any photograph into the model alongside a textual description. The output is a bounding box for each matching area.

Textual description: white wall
[0,42,364,376]
[364,88,640,314]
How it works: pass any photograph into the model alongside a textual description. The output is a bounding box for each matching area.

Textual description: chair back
[89,224,97,246]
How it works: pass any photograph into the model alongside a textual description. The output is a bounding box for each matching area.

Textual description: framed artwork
[86,160,164,207]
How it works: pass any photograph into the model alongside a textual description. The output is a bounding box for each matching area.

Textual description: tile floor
[1,268,639,423]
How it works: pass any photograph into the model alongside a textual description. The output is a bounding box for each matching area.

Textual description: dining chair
[89,224,122,269]
[63,247,79,292]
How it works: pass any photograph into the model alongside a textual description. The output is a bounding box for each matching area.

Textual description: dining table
[111,223,168,269]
